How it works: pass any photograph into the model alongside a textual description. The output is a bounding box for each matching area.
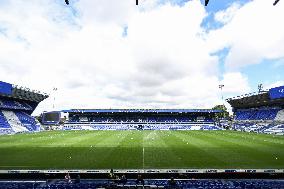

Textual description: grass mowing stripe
[0,131,71,146]
[213,131,284,145]
[159,131,198,166]
[37,131,105,147]
[0,131,131,169]
[0,131,98,147]
[183,131,267,167]
[105,131,143,169]
[171,131,230,168]
[143,131,185,169]
[0,130,283,169]
[189,131,284,168]
[199,131,284,155]
[60,130,133,169]
[60,130,132,169]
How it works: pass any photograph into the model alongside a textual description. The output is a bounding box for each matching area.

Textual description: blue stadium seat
[0,111,10,129]
[15,111,38,131]
[68,115,214,124]
[63,123,222,131]
[0,99,33,111]
[235,108,280,121]
[1,179,284,189]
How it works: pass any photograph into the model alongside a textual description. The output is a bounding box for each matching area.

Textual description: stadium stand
[0,111,10,129]
[227,85,284,135]
[275,109,284,121]
[1,179,284,189]
[0,111,15,135]
[1,82,284,187]
[61,109,223,131]
[62,124,221,131]
[235,108,280,120]
[0,98,33,111]
[0,81,48,135]
[2,110,29,133]
[15,111,39,131]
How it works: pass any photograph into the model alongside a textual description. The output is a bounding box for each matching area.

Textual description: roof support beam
[273,0,280,6]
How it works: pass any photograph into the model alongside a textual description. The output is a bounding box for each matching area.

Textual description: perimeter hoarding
[0,81,12,95]
[269,86,284,99]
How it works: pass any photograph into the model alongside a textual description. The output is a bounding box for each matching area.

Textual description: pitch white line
[142,132,145,170]
[143,146,145,169]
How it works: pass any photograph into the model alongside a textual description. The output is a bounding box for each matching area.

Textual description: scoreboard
[0,81,12,95]
[42,111,61,125]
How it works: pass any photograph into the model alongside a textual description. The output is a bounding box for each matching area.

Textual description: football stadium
[1,81,284,188]
[1,0,284,188]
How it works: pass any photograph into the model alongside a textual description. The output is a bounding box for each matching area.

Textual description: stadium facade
[42,85,284,135]
[2,79,284,136]
[0,81,48,135]
[42,109,223,131]
[227,85,284,135]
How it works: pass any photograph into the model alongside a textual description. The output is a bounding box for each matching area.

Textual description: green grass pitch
[0,130,283,170]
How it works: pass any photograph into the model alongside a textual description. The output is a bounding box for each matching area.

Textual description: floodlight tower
[64,0,279,6]
[219,84,225,105]
[52,87,58,110]
[205,0,210,6]
[258,84,263,93]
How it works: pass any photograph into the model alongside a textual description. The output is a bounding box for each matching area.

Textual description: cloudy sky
[0,0,284,115]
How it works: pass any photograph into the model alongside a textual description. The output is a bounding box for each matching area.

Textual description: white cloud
[214,2,241,24]
[208,0,284,70]
[221,72,250,94]
[272,58,284,68]
[0,0,270,115]
[264,81,284,90]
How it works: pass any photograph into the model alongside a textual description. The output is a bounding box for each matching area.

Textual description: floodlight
[205,0,210,6]
[273,0,280,6]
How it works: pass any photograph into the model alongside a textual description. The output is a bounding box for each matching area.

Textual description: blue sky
[243,58,284,89]
[160,0,284,92]
[0,0,283,114]
[203,0,283,92]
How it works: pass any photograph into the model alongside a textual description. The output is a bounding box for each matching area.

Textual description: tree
[212,105,229,119]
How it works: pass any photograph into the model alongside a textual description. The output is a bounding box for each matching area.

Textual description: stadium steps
[15,111,39,131]
[0,111,14,135]
[2,110,28,133]
[0,111,11,129]
[263,124,284,135]
[275,109,284,121]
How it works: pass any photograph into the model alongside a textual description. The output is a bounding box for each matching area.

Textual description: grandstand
[1,179,284,189]
[61,109,222,131]
[0,81,48,135]
[0,81,283,187]
[227,85,284,135]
